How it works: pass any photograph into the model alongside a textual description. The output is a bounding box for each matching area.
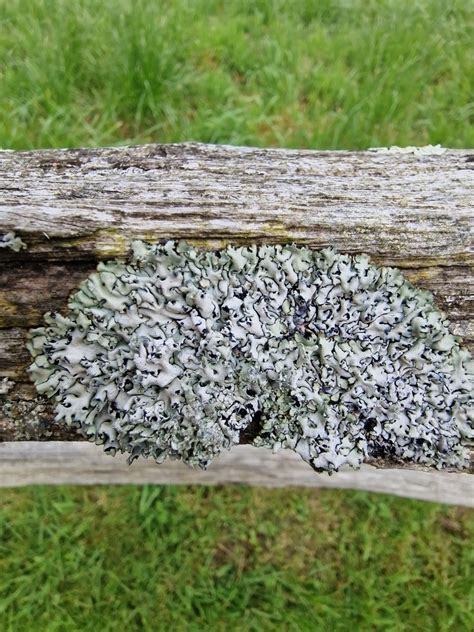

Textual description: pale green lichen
[27,241,474,471]
[0,232,26,252]
[0,377,14,395]
[368,144,446,156]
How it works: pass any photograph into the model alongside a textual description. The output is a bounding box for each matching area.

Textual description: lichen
[368,144,446,156]
[0,377,14,395]
[0,232,26,252]
[27,241,473,471]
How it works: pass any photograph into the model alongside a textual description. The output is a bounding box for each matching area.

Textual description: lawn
[2,0,473,150]
[1,486,473,631]
[1,1,473,630]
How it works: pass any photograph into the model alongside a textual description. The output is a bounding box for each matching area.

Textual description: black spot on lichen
[364,418,377,433]
[240,410,265,445]
[27,240,474,472]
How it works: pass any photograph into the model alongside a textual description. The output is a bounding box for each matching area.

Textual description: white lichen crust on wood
[1,143,473,480]
[28,241,473,472]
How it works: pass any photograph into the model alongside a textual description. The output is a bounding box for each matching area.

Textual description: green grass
[1,486,473,631]
[1,0,473,150]
[1,1,474,629]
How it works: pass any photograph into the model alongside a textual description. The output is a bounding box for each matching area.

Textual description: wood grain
[1,143,473,481]
[1,144,473,265]
[1,442,473,506]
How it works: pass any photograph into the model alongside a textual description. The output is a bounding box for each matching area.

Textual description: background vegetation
[2,0,473,150]
[1,1,473,630]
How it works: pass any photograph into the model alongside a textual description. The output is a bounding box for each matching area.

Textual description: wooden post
[1,143,472,501]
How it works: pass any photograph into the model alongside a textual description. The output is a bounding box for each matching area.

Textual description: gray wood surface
[1,442,472,506]
[0,143,473,487]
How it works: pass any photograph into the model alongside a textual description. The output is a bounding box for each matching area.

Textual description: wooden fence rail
[1,143,472,503]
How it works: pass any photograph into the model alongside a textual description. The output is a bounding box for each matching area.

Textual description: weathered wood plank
[1,442,472,506]
[0,143,473,479]
[1,144,473,264]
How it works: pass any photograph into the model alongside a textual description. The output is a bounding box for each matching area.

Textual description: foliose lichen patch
[27,241,473,471]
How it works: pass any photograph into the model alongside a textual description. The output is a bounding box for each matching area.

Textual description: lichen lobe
[27,241,474,472]
[0,232,26,252]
